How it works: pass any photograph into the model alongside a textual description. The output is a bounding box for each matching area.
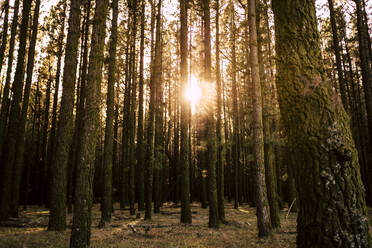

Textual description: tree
[327,0,348,112]
[48,0,82,231]
[0,0,9,78]
[101,0,118,223]
[136,0,146,212]
[11,0,42,217]
[248,0,271,238]
[215,0,225,223]
[70,0,109,246]
[202,0,219,228]
[180,0,192,224]
[0,0,31,221]
[0,0,19,164]
[272,0,371,246]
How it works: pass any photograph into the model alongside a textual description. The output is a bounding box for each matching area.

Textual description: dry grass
[0,202,308,248]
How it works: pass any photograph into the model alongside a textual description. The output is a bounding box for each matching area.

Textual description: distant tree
[202,0,219,228]
[101,0,119,223]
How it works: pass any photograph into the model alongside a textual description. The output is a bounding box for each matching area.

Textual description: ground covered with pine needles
[0,203,371,248]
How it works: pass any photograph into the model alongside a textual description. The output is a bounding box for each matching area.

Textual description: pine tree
[0,0,31,221]
[101,0,118,223]
[70,0,109,246]
[202,0,219,228]
[48,0,82,231]
[248,0,271,238]
[272,0,370,246]
[180,0,192,224]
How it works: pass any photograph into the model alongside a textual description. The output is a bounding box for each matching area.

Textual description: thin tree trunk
[101,0,118,223]
[203,0,219,228]
[248,0,271,237]
[136,0,146,212]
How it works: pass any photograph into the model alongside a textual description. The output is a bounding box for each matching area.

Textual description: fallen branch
[286,198,296,219]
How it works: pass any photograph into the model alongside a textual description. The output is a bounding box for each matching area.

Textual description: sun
[185,74,202,114]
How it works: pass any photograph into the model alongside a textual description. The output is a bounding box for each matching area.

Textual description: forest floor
[0,203,371,248]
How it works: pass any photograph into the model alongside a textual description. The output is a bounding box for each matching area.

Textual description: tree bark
[48,0,82,231]
[0,0,31,221]
[101,0,118,223]
[203,0,219,228]
[180,0,192,224]
[272,0,371,247]
[69,0,109,246]
[248,0,271,238]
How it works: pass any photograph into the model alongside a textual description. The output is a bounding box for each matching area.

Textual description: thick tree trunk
[48,0,82,231]
[69,0,109,246]
[272,1,370,247]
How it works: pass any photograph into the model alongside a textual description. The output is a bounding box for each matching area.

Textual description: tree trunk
[272,0,370,247]
[248,0,271,238]
[69,0,109,246]
[327,0,349,112]
[48,0,82,231]
[101,0,118,223]
[215,0,225,223]
[0,0,31,221]
[203,0,219,228]
[0,0,19,165]
[0,0,9,80]
[136,0,146,212]
[11,0,41,216]
[180,0,192,224]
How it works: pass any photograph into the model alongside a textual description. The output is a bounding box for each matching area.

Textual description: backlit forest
[0,0,371,247]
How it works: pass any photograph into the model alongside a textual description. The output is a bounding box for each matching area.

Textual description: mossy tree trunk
[272,0,371,247]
